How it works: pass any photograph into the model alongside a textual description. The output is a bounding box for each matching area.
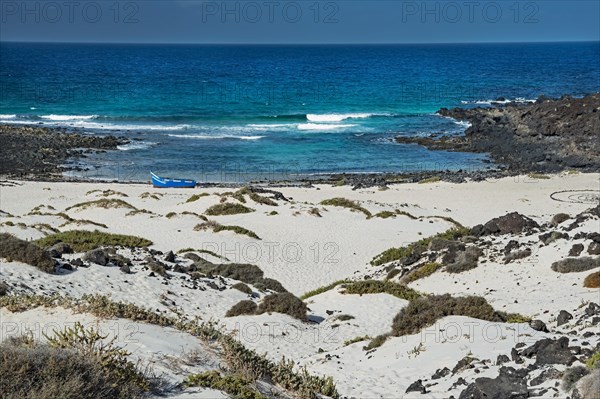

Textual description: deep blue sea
[1,42,599,182]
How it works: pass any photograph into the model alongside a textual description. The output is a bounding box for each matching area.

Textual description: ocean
[1,42,599,182]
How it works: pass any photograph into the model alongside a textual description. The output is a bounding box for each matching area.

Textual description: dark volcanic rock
[588,242,600,255]
[569,244,584,257]
[405,379,427,394]
[0,124,127,179]
[496,354,510,365]
[47,242,73,258]
[550,213,570,227]
[432,367,451,380]
[529,320,549,333]
[459,367,528,399]
[83,249,109,266]
[164,251,176,263]
[472,212,539,237]
[522,337,576,365]
[557,310,573,326]
[429,94,600,173]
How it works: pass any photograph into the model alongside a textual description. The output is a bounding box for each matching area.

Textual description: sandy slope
[1,172,599,398]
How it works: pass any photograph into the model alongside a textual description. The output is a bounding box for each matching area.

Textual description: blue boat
[151,172,196,188]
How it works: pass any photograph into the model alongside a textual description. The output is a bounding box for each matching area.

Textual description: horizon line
[1,39,599,46]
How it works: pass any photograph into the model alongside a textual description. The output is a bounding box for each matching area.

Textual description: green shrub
[335,314,355,321]
[395,210,419,220]
[35,230,152,252]
[0,233,55,273]
[65,199,137,211]
[300,280,350,300]
[403,262,443,283]
[44,322,150,394]
[185,193,209,203]
[226,300,258,317]
[232,282,253,294]
[248,192,277,206]
[308,207,322,217]
[584,271,600,288]
[205,203,254,216]
[195,263,287,293]
[342,280,421,301]
[268,211,278,216]
[371,227,470,266]
[214,225,260,240]
[343,335,370,346]
[0,337,148,399]
[496,312,532,323]
[184,370,266,399]
[177,248,229,260]
[257,292,307,321]
[139,192,162,200]
[587,349,600,369]
[418,176,441,184]
[320,198,372,218]
[392,294,502,336]
[528,173,551,180]
[551,257,600,273]
[374,211,396,219]
[363,334,388,351]
[59,218,108,229]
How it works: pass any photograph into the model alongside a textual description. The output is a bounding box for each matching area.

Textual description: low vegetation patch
[195,221,260,240]
[184,370,265,399]
[335,314,355,321]
[185,193,210,203]
[370,227,470,266]
[342,280,421,301]
[584,271,600,288]
[418,176,441,184]
[139,192,163,200]
[0,294,338,399]
[65,199,137,211]
[392,294,506,336]
[60,218,108,229]
[551,257,600,273]
[205,202,255,216]
[86,189,128,197]
[195,263,287,293]
[364,334,389,351]
[177,248,229,260]
[300,280,351,300]
[0,332,152,399]
[248,192,277,206]
[0,233,55,273]
[527,173,551,180]
[320,198,372,218]
[308,207,322,217]
[402,262,443,284]
[225,300,259,317]
[232,282,253,294]
[257,292,308,321]
[343,335,370,346]
[586,349,600,369]
[374,211,396,219]
[35,230,152,252]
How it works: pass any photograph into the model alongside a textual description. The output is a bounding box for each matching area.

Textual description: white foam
[246,123,297,131]
[68,121,191,131]
[460,98,536,105]
[0,114,16,119]
[117,141,157,151]
[41,114,99,121]
[306,113,376,122]
[168,134,264,140]
[298,123,356,131]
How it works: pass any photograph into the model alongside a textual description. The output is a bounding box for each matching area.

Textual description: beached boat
[151,172,196,188]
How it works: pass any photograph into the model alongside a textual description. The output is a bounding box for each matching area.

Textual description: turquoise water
[1,42,598,181]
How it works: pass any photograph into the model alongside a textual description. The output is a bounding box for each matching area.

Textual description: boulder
[119,265,131,274]
[529,319,549,333]
[522,337,576,365]
[569,244,584,257]
[405,379,427,394]
[550,213,570,226]
[472,212,539,237]
[459,367,529,399]
[47,242,73,258]
[556,310,573,327]
[164,250,176,262]
[588,242,600,255]
[432,367,451,380]
[83,249,108,266]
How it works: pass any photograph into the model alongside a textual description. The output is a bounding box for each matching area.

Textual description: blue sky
[1,0,598,43]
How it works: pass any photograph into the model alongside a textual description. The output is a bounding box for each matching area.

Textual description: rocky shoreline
[1,93,598,186]
[0,125,128,180]
[396,93,600,174]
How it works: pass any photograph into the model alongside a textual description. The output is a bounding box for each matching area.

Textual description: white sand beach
[1,172,599,398]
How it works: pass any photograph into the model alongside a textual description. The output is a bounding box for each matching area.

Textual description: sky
[0,0,599,44]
